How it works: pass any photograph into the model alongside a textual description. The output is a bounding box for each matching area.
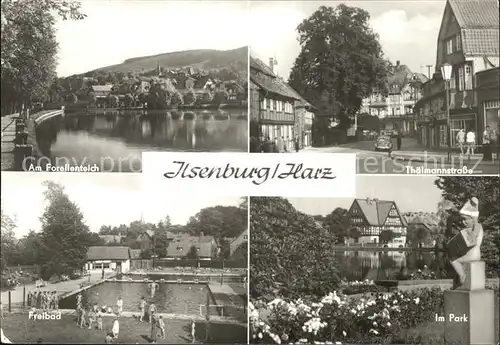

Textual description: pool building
[84,246,131,273]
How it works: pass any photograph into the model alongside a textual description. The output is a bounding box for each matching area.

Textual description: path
[208,284,246,322]
[1,114,19,170]
[1,272,114,306]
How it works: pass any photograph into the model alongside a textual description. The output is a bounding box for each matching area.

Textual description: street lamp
[441,63,453,162]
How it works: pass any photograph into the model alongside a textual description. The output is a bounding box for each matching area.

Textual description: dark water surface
[337,250,450,281]
[35,109,247,172]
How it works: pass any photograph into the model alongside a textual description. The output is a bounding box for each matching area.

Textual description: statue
[447,197,484,289]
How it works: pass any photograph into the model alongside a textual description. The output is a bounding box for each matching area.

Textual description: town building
[359,61,428,137]
[167,233,218,260]
[250,56,300,151]
[229,230,248,257]
[84,246,131,273]
[415,0,499,149]
[476,67,499,145]
[347,198,408,245]
[136,230,155,251]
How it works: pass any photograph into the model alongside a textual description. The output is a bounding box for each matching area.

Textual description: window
[450,68,456,90]
[446,39,453,55]
[456,34,462,51]
[270,99,274,110]
[464,65,473,90]
[243,235,248,240]
[458,66,464,91]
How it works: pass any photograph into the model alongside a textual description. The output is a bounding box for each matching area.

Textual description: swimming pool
[59,281,213,315]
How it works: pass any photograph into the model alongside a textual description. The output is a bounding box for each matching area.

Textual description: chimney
[200,231,204,238]
[396,60,400,67]
[373,198,379,202]
[273,58,279,76]
[269,57,274,71]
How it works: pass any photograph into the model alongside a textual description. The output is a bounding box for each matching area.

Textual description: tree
[1,208,17,271]
[358,113,381,132]
[38,181,94,280]
[239,197,248,211]
[323,207,349,244]
[17,230,42,266]
[107,94,119,108]
[186,206,247,239]
[379,230,395,244]
[186,245,199,260]
[435,177,500,277]
[201,91,213,102]
[66,92,78,104]
[170,91,184,107]
[348,227,361,243]
[1,0,85,115]
[88,91,97,107]
[184,90,196,105]
[288,4,388,130]
[218,238,231,259]
[213,90,229,106]
[124,93,134,108]
[250,197,339,300]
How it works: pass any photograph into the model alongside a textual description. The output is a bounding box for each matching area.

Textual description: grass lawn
[1,313,247,344]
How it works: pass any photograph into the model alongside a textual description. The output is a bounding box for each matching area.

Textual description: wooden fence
[130,258,246,270]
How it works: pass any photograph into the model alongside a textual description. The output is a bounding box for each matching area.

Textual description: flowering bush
[339,279,379,295]
[396,268,437,281]
[250,288,444,344]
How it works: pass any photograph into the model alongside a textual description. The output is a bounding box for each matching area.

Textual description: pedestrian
[150,315,158,344]
[76,304,83,325]
[105,333,114,344]
[97,313,103,330]
[101,267,105,280]
[277,136,284,153]
[112,318,120,339]
[1,298,4,319]
[456,128,466,155]
[79,307,87,328]
[27,291,32,307]
[148,302,157,323]
[191,319,196,343]
[158,315,165,339]
[76,293,82,309]
[116,297,123,316]
[396,131,402,150]
[139,297,146,322]
[466,129,476,155]
[294,137,300,152]
[88,309,96,330]
[482,126,492,161]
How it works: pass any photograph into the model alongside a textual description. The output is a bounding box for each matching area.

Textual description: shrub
[250,287,445,344]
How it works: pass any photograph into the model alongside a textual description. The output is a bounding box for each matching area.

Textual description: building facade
[167,234,217,260]
[359,61,427,137]
[415,0,499,149]
[250,56,299,151]
[476,67,500,145]
[347,198,408,245]
[84,246,131,273]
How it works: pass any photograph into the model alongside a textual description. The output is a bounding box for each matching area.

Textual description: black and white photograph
[248,0,499,175]
[0,173,248,344]
[1,0,249,173]
[249,176,499,345]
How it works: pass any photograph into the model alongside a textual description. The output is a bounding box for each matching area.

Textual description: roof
[91,85,113,93]
[130,249,141,259]
[446,0,500,56]
[167,235,215,258]
[448,0,499,29]
[87,246,130,261]
[387,64,413,94]
[250,56,301,100]
[352,199,408,227]
[194,76,212,89]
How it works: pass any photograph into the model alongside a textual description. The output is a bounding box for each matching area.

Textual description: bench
[374,280,399,292]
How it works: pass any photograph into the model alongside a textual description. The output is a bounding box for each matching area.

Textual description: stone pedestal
[457,261,485,291]
[444,261,495,345]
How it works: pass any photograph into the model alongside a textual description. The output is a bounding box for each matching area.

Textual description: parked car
[383,238,406,248]
[374,135,393,151]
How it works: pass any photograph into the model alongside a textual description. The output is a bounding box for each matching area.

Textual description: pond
[34,109,247,172]
[336,250,450,281]
[59,281,213,315]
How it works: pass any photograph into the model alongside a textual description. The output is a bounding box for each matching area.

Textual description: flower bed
[250,288,444,344]
[395,269,438,281]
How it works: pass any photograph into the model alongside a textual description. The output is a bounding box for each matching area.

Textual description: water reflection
[35,109,248,172]
[336,250,450,281]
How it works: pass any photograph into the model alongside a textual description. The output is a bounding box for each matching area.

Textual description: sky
[54,0,250,77]
[288,175,443,216]
[250,0,446,81]
[1,173,243,238]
